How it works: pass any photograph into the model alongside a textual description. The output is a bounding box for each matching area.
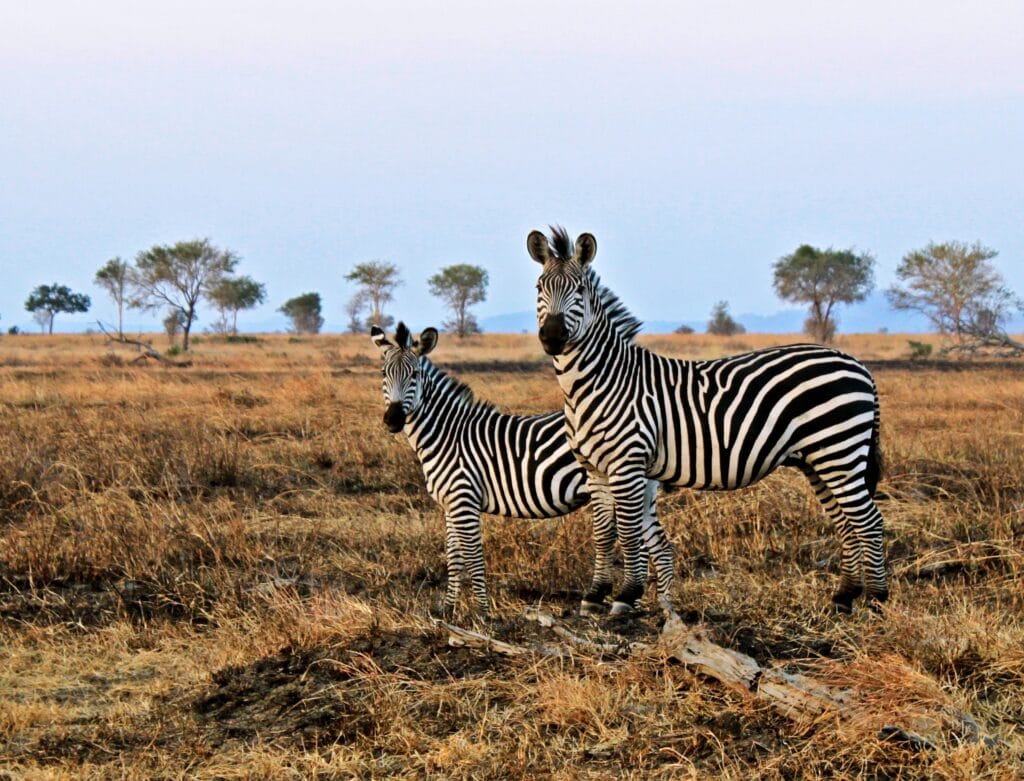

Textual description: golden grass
[1,332,1022,779]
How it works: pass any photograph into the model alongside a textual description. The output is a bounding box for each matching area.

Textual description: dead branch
[938,330,1024,358]
[96,321,192,367]
[524,607,645,655]
[658,616,1003,749]
[435,619,567,658]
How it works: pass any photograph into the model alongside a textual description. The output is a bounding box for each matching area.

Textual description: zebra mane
[421,357,498,413]
[549,224,573,261]
[586,266,644,344]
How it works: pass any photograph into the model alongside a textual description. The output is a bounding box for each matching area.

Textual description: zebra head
[370,322,439,433]
[527,226,597,356]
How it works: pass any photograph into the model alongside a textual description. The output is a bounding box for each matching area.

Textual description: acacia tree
[428,264,489,337]
[94,257,130,336]
[279,292,324,334]
[773,245,875,343]
[706,301,745,336]
[129,239,238,351]
[887,241,1022,346]
[24,284,91,334]
[208,275,267,335]
[345,261,401,329]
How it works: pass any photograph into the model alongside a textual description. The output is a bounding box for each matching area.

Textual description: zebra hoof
[831,585,862,614]
[609,601,634,615]
[580,600,606,616]
[867,590,889,614]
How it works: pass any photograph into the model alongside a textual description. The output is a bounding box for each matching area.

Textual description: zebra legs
[609,471,676,617]
[442,497,488,615]
[442,513,465,615]
[803,464,888,612]
[581,476,617,614]
[639,478,677,619]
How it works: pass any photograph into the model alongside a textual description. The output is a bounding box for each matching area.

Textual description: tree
[773,245,875,343]
[129,238,238,351]
[673,324,695,335]
[279,292,324,334]
[706,301,745,336]
[344,292,367,334]
[887,241,1022,344]
[94,257,130,336]
[428,264,489,337]
[163,308,186,345]
[33,310,52,333]
[345,261,401,329]
[24,283,91,334]
[208,275,267,335]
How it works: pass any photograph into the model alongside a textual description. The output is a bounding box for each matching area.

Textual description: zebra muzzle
[383,402,406,432]
[539,313,568,355]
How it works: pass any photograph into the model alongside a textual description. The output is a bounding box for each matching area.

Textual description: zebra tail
[865,392,883,499]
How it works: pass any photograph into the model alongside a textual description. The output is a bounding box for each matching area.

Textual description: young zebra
[371,322,661,615]
[528,227,888,617]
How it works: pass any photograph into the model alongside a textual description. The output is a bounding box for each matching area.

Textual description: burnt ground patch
[192,625,528,749]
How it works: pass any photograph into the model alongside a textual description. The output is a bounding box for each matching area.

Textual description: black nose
[539,313,567,355]
[383,402,406,433]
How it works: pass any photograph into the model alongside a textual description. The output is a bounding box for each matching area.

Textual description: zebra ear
[575,233,597,266]
[370,325,391,352]
[395,321,413,349]
[527,230,551,264]
[417,328,439,356]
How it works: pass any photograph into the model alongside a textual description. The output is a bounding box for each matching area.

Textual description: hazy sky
[2,1,1022,333]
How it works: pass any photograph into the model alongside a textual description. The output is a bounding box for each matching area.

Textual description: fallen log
[96,321,192,367]
[659,616,1002,749]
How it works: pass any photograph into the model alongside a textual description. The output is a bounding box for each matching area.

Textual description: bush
[908,340,933,360]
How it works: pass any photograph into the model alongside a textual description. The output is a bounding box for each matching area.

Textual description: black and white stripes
[529,227,888,616]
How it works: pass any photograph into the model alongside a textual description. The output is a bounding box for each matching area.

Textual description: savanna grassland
[1,332,1023,779]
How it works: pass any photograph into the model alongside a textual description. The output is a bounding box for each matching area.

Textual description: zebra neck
[403,359,490,453]
[552,315,632,396]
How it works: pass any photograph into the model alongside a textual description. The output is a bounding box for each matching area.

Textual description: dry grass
[1,331,1023,779]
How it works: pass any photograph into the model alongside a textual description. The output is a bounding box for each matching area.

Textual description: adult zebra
[371,322,662,615]
[528,227,888,617]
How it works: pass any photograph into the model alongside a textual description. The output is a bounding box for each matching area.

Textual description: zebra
[370,321,662,615]
[528,226,888,617]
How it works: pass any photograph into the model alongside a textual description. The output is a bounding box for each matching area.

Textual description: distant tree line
[8,237,1020,355]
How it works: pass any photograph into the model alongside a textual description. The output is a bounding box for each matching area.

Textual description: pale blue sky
[2,2,1022,333]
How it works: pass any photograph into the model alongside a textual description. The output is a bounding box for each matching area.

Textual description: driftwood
[440,610,1004,752]
[97,321,192,367]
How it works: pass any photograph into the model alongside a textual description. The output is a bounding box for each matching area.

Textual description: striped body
[559,340,878,492]
[529,228,888,615]
[405,361,589,516]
